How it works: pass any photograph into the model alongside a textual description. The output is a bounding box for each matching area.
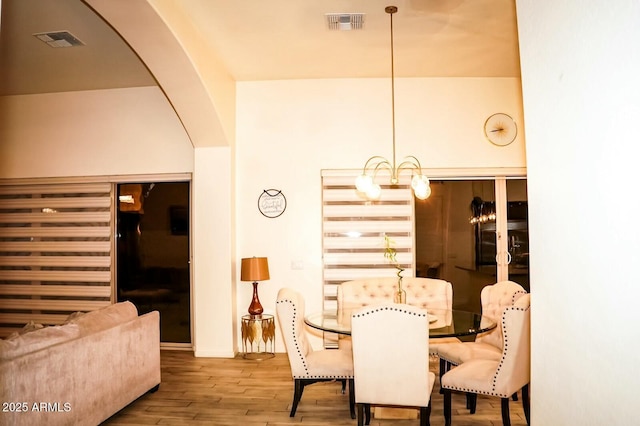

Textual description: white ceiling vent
[33,31,85,48]
[326,13,365,31]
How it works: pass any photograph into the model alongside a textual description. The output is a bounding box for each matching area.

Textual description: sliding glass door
[415,177,528,312]
[116,181,191,345]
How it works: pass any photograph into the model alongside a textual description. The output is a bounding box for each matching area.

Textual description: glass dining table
[305,307,497,338]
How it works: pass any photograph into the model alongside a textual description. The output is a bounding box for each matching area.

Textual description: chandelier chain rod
[389,7,397,178]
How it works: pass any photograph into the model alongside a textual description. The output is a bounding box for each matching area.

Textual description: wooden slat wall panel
[0,182,114,337]
[321,171,415,347]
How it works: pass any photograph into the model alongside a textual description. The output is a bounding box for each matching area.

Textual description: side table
[241,314,275,360]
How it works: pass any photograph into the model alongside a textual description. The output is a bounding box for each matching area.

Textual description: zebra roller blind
[0,182,114,337]
[321,171,415,347]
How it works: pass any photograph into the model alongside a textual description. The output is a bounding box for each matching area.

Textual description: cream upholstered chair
[275,287,355,419]
[437,280,527,381]
[351,304,436,426]
[441,294,531,426]
[337,277,458,354]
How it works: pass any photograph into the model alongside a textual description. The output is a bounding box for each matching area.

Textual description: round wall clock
[258,189,287,218]
[484,113,517,146]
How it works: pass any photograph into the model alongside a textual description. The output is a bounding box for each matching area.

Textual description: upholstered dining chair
[275,287,355,419]
[441,293,531,426]
[351,303,436,426]
[337,277,458,355]
[436,280,527,381]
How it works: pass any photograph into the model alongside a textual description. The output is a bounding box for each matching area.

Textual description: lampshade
[241,257,270,282]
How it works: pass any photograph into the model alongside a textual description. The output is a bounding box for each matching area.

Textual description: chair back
[275,287,313,377]
[477,280,527,349]
[338,277,453,324]
[492,293,531,395]
[351,304,433,407]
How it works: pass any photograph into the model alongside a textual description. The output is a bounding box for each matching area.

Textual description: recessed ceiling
[0,0,521,96]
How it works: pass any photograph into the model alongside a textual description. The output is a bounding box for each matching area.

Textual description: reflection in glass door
[505,179,529,291]
[116,181,191,345]
[415,177,528,312]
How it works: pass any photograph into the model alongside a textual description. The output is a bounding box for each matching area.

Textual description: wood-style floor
[102,350,528,426]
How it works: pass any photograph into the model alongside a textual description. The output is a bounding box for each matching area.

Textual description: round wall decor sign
[258,189,287,218]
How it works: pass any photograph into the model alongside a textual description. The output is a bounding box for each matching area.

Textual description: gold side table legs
[241,314,275,360]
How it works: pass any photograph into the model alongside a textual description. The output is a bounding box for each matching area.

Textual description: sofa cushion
[65,301,139,336]
[0,323,80,361]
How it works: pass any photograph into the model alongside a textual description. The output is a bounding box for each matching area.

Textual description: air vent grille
[33,31,85,48]
[326,13,365,31]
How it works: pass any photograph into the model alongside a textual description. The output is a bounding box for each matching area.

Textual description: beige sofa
[0,301,160,426]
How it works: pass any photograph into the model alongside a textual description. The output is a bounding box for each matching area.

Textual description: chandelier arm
[365,159,394,182]
[397,155,423,172]
[371,159,393,177]
[396,159,422,174]
[404,155,423,169]
[362,156,392,173]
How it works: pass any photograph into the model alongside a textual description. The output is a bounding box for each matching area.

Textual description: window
[0,181,113,336]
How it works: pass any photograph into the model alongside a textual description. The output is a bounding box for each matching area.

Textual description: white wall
[192,146,235,357]
[0,87,193,177]
[517,0,640,424]
[0,75,525,357]
[235,77,525,351]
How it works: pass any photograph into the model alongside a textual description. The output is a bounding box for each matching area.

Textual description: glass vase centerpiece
[384,234,406,304]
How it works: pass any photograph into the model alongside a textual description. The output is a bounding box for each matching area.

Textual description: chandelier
[355,6,431,200]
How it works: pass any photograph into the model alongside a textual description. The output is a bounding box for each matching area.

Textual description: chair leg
[439,358,447,382]
[439,359,452,392]
[420,405,432,426]
[340,379,346,394]
[348,379,356,419]
[290,379,305,417]
[512,391,518,401]
[443,389,452,426]
[501,397,511,426]
[521,383,530,425]
[356,403,365,426]
[291,378,353,418]
[364,403,371,425]
[290,380,302,417]
[468,393,477,414]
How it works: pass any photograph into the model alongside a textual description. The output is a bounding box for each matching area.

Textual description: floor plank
[102,351,528,425]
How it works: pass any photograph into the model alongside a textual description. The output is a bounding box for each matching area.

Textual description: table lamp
[241,257,270,317]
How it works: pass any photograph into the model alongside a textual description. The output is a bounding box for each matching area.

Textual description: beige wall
[517,0,639,423]
[0,87,193,178]
[0,75,525,355]
[235,77,525,351]
[3,0,639,422]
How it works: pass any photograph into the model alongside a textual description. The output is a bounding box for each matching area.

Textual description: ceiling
[0,0,521,96]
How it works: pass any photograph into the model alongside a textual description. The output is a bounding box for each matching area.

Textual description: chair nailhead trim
[278,296,354,379]
[352,305,426,318]
[277,298,310,375]
[442,304,530,398]
[491,305,529,392]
